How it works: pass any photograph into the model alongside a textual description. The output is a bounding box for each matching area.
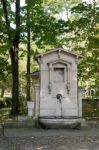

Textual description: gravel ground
[0,125,99,150]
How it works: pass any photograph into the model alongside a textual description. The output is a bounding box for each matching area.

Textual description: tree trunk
[26,4,31,101]
[0,87,5,98]
[11,0,20,115]
[10,47,19,115]
[1,0,20,115]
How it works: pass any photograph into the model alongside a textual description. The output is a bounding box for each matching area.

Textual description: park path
[0,124,99,150]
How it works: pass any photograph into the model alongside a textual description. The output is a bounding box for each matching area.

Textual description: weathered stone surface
[39,118,81,129]
[33,47,83,127]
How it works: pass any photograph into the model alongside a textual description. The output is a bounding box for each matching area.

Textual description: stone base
[3,118,35,129]
[39,117,81,129]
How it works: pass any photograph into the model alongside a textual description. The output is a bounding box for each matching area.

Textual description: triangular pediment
[36,47,82,59]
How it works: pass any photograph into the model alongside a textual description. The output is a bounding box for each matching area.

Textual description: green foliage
[0,0,99,116]
[19,94,27,115]
[4,97,12,107]
[0,97,12,108]
[0,57,11,80]
[0,107,16,121]
[83,99,99,118]
[66,2,99,91]
[0,98,6,108]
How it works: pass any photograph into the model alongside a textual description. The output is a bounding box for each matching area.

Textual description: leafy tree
[0,0,98,115]
[0,56,11,98]
[41,0,99,96]
[69,1,99,93]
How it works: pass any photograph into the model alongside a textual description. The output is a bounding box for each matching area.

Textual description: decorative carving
[66,64,71,94]
[53,68,64,83]
[57,50,61,58]
[48,82,52,94]
[75,56,79,64]
[40,55,43,64]
[67,82,70,94]
[37,55,43,64]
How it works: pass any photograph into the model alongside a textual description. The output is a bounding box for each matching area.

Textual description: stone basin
[39,117,81,129]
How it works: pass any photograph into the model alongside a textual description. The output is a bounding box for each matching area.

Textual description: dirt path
[0,125,99,150]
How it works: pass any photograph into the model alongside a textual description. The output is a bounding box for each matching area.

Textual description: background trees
[0,0,99,114]
[69,1,99,96]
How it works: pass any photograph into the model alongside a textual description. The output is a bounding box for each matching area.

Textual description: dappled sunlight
[37,147,44,150]
[77,149,88,150]
[0,108,16,121]
[37,146,50,150]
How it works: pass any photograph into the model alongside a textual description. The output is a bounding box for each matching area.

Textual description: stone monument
[32,47,83,128]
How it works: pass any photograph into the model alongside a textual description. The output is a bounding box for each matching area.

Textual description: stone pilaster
[34,84,40,118]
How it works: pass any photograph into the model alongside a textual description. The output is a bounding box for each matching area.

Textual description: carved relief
[53,68,64,83]
[57,49,61,58]
[48,60,71,95]
[66,64,71,94]
[48,65,52,94]
[67,82,70,94]
[48,82,52,94]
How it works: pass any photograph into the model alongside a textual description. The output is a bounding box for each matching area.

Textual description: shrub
[0,98,6,108]
[82,98,99,118]
[19,94,27,115]
[4,97,12,107]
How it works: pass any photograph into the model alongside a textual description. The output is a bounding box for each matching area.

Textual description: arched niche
[47,59,72,94]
